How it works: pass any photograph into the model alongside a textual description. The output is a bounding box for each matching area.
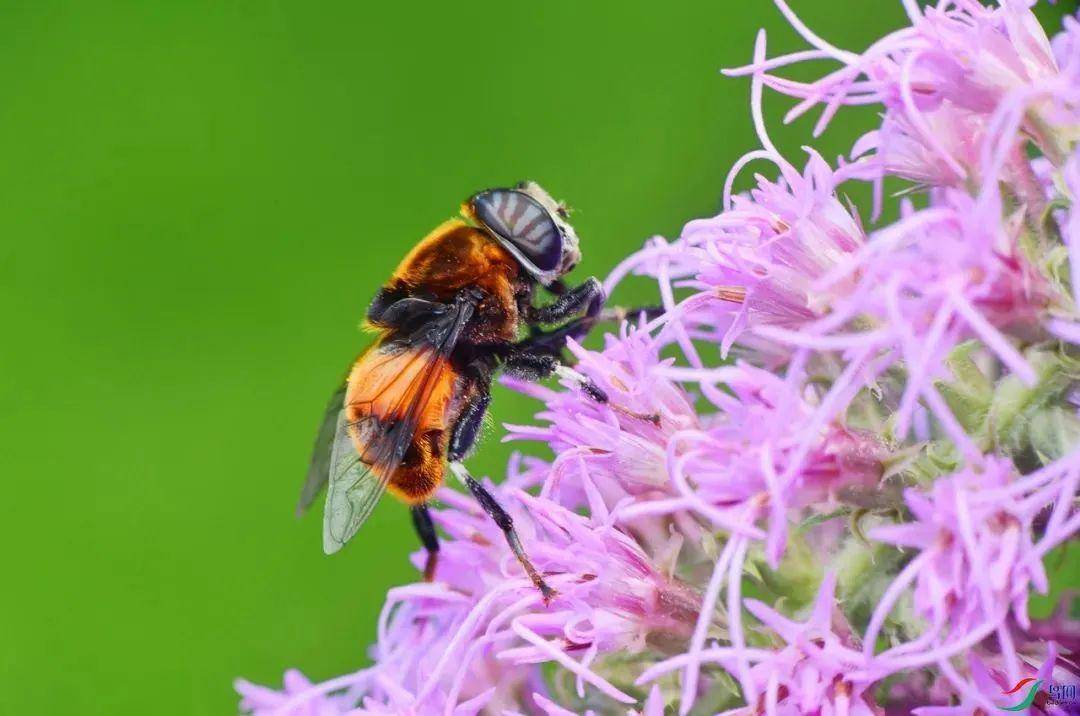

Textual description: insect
[296,181,627,601]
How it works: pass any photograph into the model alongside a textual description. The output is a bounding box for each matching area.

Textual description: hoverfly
[297,182,626,601]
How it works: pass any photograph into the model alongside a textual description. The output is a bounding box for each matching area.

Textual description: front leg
[525,306,666,357]
[502,351,558,382]
[526,276,604,326]
[518,318,595,360]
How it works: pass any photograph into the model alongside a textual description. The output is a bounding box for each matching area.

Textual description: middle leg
[449,461,556,603]
[445,372,556,602]
[502,336,660,425]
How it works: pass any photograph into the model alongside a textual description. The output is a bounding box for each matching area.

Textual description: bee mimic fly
[296,181,634,602]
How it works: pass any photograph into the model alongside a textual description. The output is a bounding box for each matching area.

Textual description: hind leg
[411,504,439,582]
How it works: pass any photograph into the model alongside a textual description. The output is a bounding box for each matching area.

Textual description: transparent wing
[322,408,393,553]
[320,293,477,554]
[296,379,348,516]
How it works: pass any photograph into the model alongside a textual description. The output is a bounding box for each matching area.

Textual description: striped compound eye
[470,189,564,277]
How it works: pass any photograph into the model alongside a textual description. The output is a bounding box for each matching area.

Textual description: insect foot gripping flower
[240,2,1080,714]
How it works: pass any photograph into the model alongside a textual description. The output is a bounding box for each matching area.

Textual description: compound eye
[470,189,563,273]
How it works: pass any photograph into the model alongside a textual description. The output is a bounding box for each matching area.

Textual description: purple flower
[639,573,882,715]
[671,149,866,362]
[235,669,352,715]
[859,455,1080,706]
[503,329,700,523]
[666,362,885,564]
[867,460,1042,640]
[511,326,887,563]
[250,484,704,714]
[730,0,1076,148]
[239,3,1080,713]
[608,34,868,365]
[809,186,1052,448]
[850,100,986,189]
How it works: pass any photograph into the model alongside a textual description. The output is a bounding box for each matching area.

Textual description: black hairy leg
[502,351,558,382]
[411,504,440,582]
[523,319,591,358]
[448,463,556,603]
[525,277,664,353]
[447,387,492,463]
[496,339,656,423]
[500,337,660,426]
[526,276,605,326]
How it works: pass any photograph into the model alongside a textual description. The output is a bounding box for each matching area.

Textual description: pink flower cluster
[240,2,1080,713]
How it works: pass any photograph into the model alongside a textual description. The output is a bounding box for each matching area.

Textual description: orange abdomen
[345,344,458,504]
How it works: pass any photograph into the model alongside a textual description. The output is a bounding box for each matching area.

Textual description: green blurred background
[1,1,1076,713]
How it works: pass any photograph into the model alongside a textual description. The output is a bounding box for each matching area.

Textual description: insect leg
[502,342,661,426]
[448,462,556,603]
[502,344,609,404]
[527,276,604,325]
[596,304,666,324]
[516,311,611,359]
[527,290,662,350]
[445,358,496,462]
[411,504,440,582]
[502,351,559,382]
[448,390,492,463]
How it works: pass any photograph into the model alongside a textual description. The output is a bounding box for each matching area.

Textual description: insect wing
[297,379,348,516]
[320,292,478,554]
[322,409,392,553]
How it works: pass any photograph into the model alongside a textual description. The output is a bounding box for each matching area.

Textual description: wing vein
[318,295,476,554]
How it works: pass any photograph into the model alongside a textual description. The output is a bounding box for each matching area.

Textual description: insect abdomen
[387,429,445,503]
[345,344,457,504]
